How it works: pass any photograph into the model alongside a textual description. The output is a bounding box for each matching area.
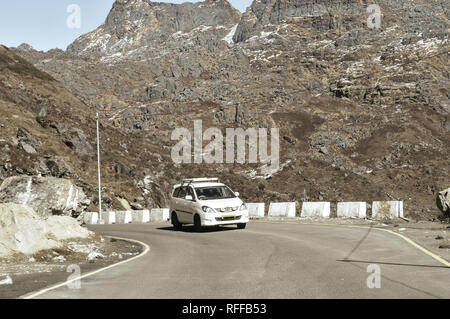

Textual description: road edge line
[20,236,150,299]
[255,220,450,268]
[375,227,450,267]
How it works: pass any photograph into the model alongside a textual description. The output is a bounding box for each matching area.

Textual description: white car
[169,178,249,231]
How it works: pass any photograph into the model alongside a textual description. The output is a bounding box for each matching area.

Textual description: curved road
[30,222,450,298]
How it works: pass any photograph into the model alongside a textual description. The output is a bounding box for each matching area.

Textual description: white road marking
[21,236,150,299]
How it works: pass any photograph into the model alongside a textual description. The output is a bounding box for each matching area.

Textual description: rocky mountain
[67,0,241,55]
[233,0,449,42]
[6,0,450,220]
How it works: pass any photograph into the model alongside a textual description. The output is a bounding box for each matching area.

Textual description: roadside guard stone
[268,202,296,217]
[301,202,330,218]
[247,203,265,218]
[372,201,403,219]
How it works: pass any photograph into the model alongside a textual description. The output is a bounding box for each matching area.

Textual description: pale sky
[0,0,252,52]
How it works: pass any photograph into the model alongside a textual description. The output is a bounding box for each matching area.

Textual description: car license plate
[222,214,235,219]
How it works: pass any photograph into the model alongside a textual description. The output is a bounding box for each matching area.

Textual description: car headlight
[202,206,215,213]
[240,203,247,211]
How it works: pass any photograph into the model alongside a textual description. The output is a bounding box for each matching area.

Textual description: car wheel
[194,214,202,232]
[237,223,246,229]
[172,212,182,231]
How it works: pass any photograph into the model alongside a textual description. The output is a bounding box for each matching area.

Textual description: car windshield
[195,186,236,200]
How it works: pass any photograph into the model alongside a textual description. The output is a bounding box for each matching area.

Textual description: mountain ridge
[67,0,242,55]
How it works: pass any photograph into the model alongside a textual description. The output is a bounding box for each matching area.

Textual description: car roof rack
[180,177,220,188]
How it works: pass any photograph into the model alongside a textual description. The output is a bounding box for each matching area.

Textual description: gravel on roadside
[0,235,143,299]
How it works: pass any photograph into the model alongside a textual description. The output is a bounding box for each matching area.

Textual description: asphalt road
[29,222,450,299]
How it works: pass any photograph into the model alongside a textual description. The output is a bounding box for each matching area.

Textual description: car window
[186,187,195,200]
[177,186,187,198]
[195,186,236,200]
[173,187,180,197]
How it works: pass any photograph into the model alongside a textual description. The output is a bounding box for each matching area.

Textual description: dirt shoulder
[251,217,450,264]
[0,235,143,299]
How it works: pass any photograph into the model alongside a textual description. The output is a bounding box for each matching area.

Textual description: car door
[174,186,186,223]
[170,187,181,218]
[184,186,197,224]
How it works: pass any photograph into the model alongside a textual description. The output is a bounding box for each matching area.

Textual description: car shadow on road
[156,225,240,233]
[337,259,450,269]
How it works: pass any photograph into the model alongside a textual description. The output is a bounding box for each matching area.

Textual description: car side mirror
[234,192,239,197]
[185,195,193,201]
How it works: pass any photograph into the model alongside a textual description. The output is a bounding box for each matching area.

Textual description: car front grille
[218,207,238,212]
[215,216,240,221]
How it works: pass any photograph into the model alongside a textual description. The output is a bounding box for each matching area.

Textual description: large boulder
[0,176,90,217]
[437,188,450,217]
[0,203,92,258]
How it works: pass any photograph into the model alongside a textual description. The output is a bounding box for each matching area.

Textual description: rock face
[67,0,241,55]
[437,188,450,217]
[233,0,449,42]
[233,0,354,42]
[0,203,92,258]
[0,176,90,217]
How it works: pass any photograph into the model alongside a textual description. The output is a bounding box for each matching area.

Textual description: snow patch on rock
[222,24,238,44]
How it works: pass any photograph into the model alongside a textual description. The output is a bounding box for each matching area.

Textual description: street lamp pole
[96,113,103,223]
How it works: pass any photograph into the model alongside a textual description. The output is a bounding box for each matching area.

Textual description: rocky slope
[0,45,168,212]
[6,0,450,220]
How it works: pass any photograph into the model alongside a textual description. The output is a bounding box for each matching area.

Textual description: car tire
[172,212,182,231]
[237,223,246,229]
[194,214,202,232]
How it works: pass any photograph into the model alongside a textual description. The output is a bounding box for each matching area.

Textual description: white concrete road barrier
[115,211,132,224]
[268,202,296,217]
[150,208,170,222]
[337,202,366,218]
[372,201,403,219]
[301,202,331,218]
[247,203,265,218]
[101,211,116,224]
[131,210,150,223]
[83,212,98,225]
